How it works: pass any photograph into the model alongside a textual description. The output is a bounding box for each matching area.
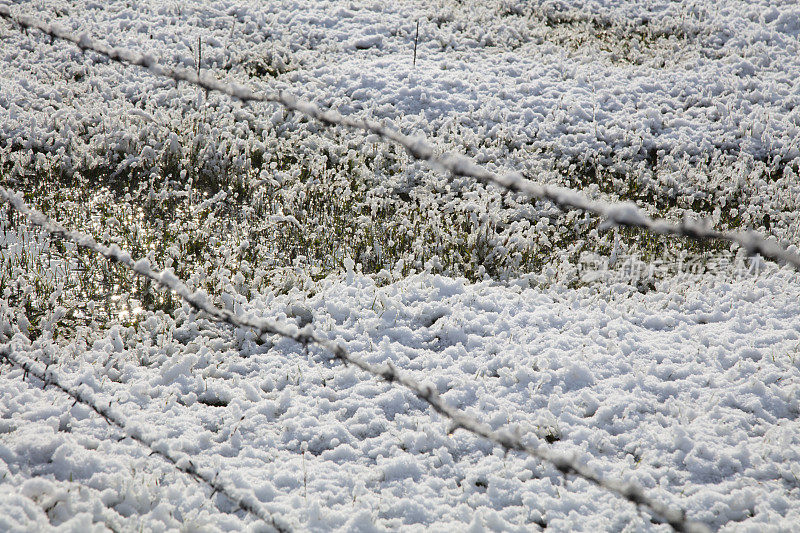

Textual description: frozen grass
[2,120,799,342]
[3,110,798,342]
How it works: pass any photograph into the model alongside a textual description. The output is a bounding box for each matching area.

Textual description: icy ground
[1,0,800,531]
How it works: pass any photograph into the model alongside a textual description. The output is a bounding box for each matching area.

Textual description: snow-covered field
[1,0,800,531]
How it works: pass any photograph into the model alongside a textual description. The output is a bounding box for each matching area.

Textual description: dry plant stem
[0,348,292,533]
[1,7,797,271]
[413,19,419,67]
[0,189,709,533]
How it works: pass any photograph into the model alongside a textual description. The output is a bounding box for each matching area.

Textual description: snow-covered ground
[3,0,800,169]
[2,268,800,531]
[2,0,800,531]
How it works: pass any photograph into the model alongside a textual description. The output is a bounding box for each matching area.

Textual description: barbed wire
[0,347,292,533]
[0,188,709,533]
[0,6,797,271]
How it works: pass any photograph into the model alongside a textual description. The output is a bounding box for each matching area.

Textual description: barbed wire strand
[0,347,292,533]
[0,188,709,533]
[0,7,797,271]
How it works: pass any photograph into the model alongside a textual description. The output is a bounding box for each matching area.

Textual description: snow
[2,268,800,531]
[1,0,800,531]
[2,0,800,168]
